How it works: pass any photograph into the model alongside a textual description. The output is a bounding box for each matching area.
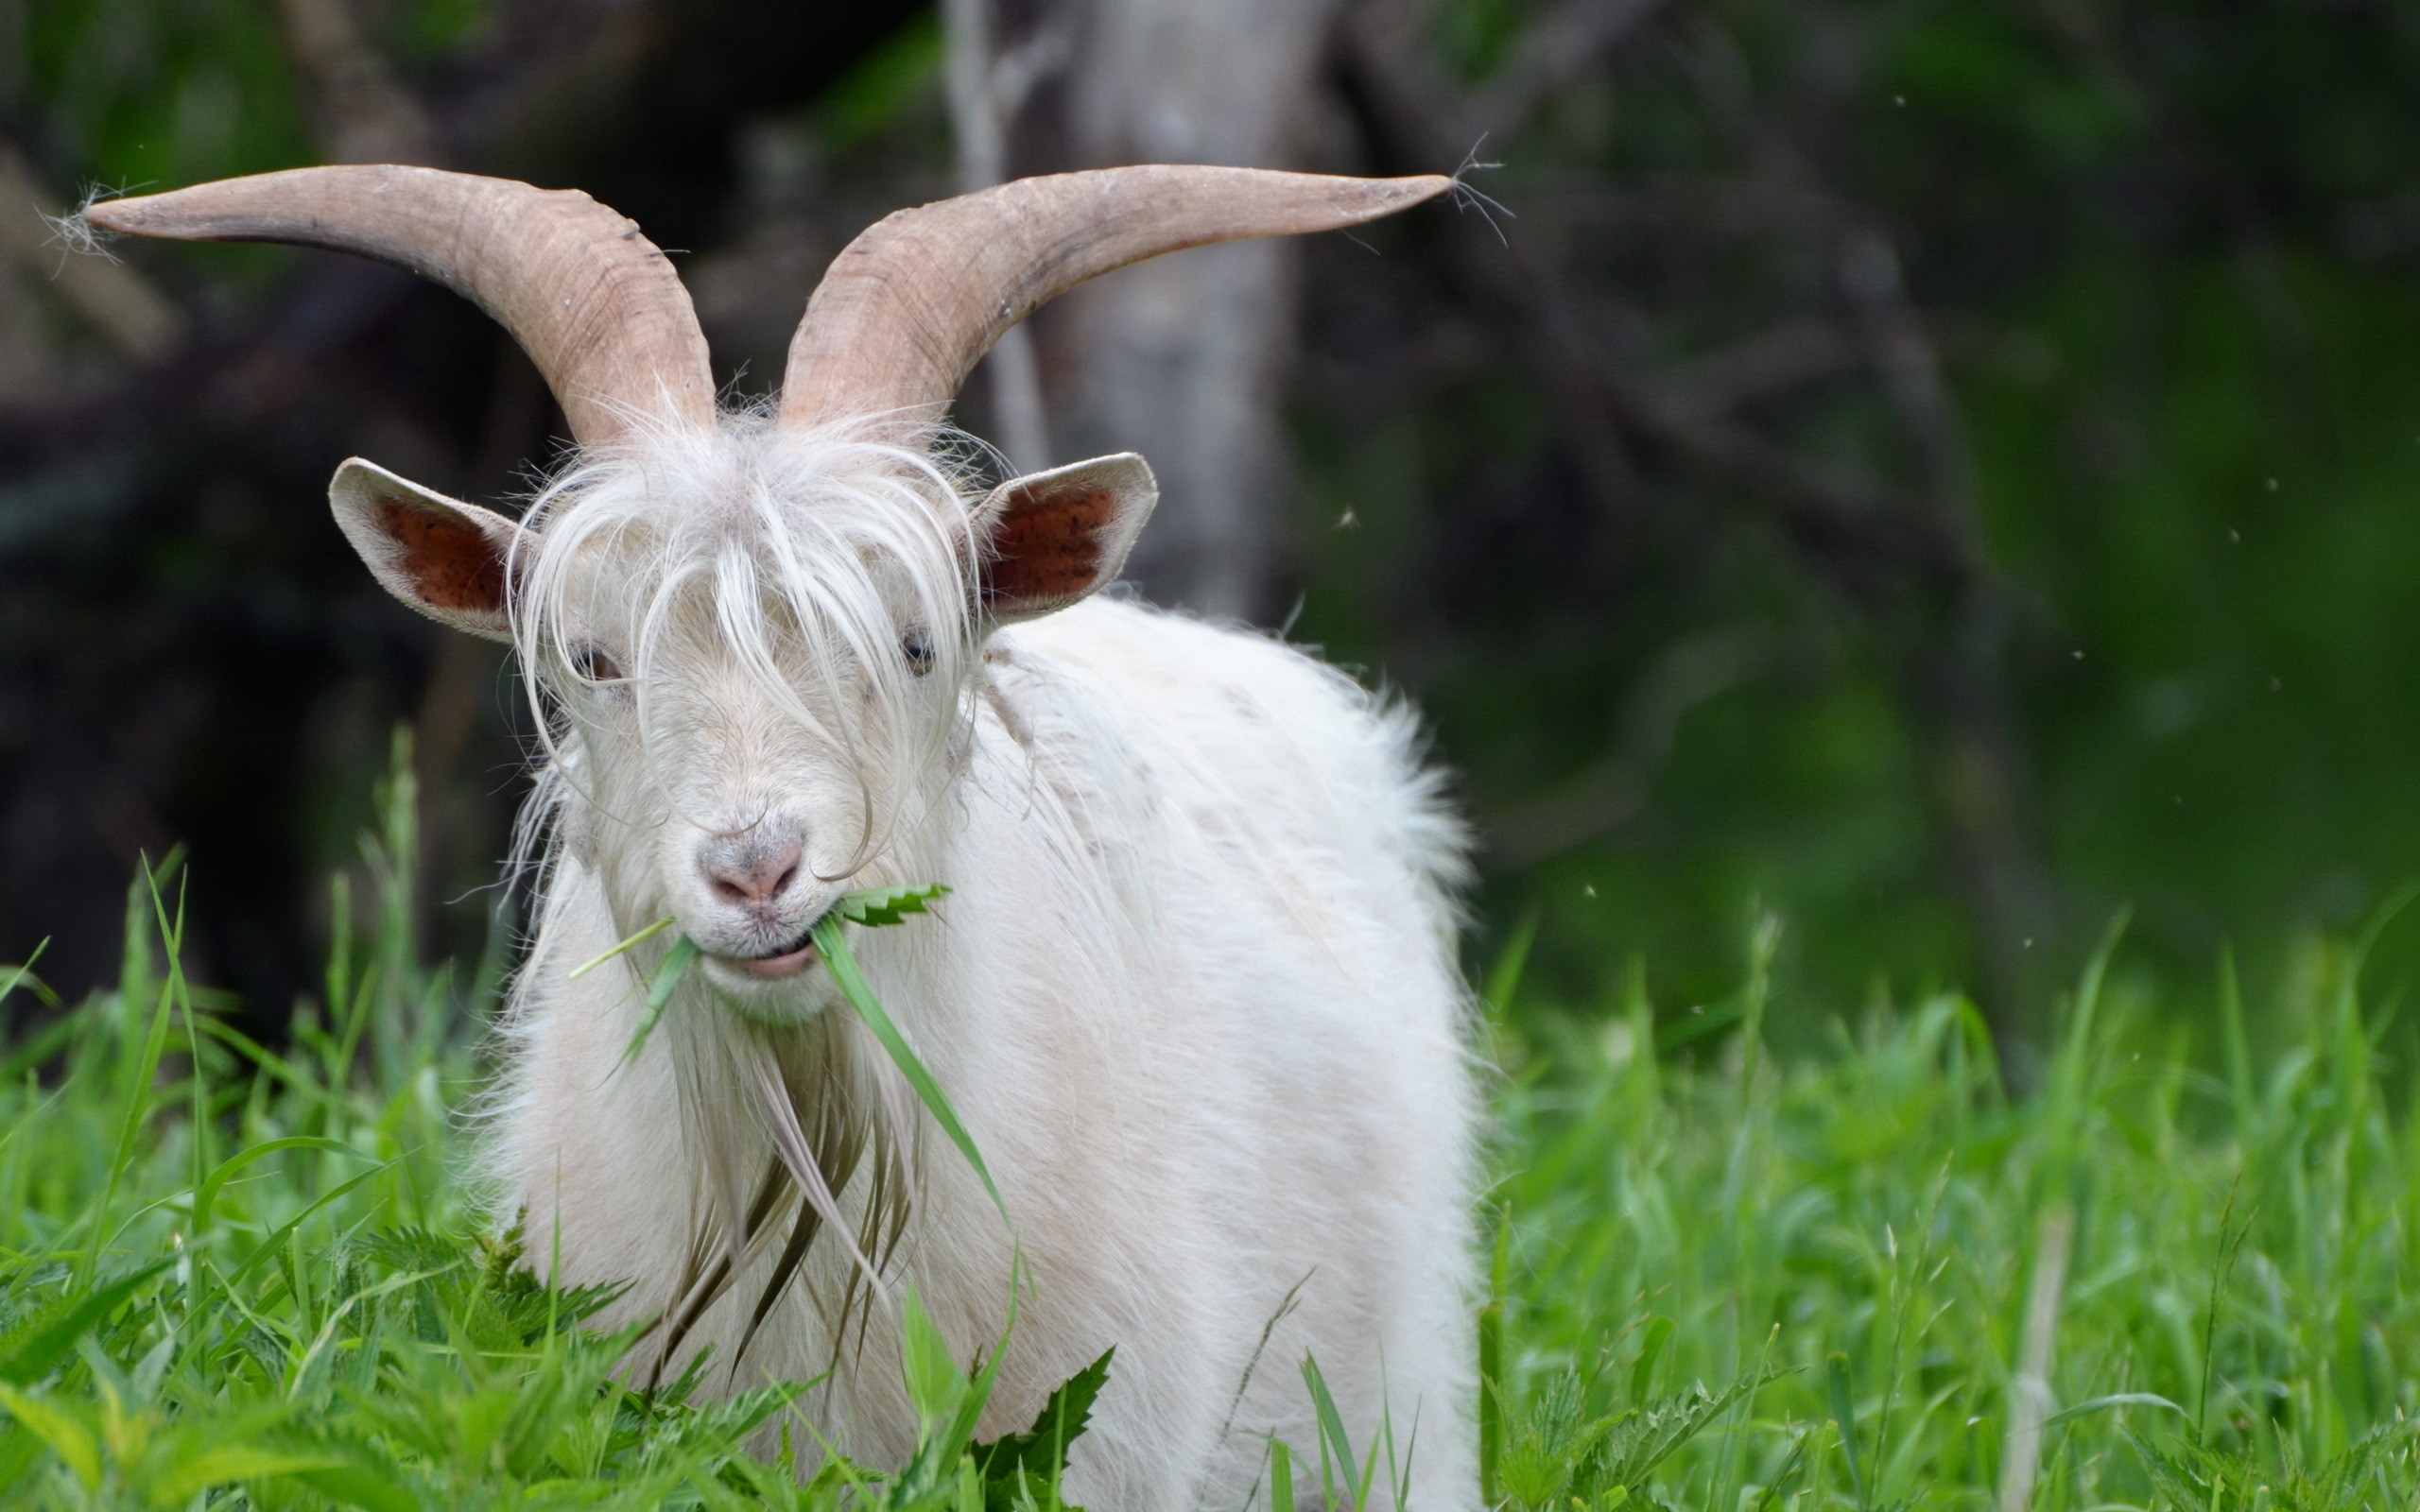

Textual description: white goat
[91,163,1478,1510]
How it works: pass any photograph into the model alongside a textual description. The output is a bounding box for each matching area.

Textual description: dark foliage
[8,0,2420,1057]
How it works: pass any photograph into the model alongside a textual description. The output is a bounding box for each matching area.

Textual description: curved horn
[84,164,716,446]
[777,165,1453,437]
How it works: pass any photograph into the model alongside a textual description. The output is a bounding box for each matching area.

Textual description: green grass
[2,747,2417,1508]
[1489,905,2420,1510]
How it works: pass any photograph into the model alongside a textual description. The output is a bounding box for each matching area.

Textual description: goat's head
[86,163,1448,1019]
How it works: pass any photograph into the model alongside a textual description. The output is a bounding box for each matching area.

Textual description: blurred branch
[277,0,441,164]
[1838,228,1975,518]
[1719,123,2060,1060]
[418,0,664,166]
[0,145,185,363]
[1468,0,1675,142]
[1337,0,2063,1053]
[1344,0,1673,158]
[1338,9,1954,573]
[1338,0,1988,617]
[989,15,1075,124]
[11,0,674,439]
[1487,626,1769,868]
[1034,0,1351,618]
[1656,317,1854,426]
[1334,9,1645,509]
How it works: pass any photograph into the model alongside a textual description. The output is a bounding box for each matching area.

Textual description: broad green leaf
[0,1423,40,1488]
[0,1259,174,1386]
[830,884,951,928]
[972,1347,1114,1509]
[890,1285,1012,1503]
[0,1384,100,1488]
[293,1461,424,1512]
[150,1444,346,1504]
[942,1331,1012,1486]
[901,1287,969,1424]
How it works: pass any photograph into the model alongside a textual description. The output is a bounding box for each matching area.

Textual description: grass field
[1,761,2415,1508]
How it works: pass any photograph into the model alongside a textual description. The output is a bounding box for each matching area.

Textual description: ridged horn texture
[83,164,716,446]
[777,165,1455,436]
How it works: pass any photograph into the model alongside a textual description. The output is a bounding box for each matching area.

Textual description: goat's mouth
[706,923,827,987]
[698,901,839,987]
[717,928,821,980]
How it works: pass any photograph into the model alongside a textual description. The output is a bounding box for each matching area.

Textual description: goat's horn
[776,165,1454,437]
[84,164,716,446]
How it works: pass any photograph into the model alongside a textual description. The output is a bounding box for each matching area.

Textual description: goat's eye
[571,645,624,685]
[902,629,935,678]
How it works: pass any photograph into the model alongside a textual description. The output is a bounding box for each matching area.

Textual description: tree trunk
[966,0,1342,621]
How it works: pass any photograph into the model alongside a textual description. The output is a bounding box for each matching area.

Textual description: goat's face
[326,427,1156,1022]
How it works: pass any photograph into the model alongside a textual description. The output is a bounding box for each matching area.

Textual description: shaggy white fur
[476,421,1480,1511]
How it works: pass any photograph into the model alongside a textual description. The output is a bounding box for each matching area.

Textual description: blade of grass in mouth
[617,935,701,1071]
[809,888,1006,1226]
[570,916,675,980]
[596,885,999,1226]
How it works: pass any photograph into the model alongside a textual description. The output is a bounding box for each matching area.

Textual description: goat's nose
[700,836,804,908]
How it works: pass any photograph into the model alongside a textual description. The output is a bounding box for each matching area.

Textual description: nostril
[700,837,806,908]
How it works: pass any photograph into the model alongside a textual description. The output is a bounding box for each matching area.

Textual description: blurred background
[4,0,2420,1072]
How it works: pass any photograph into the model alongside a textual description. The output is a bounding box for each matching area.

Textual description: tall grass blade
[2041,1392,2183,1432]
[1997,1204,2074,1512]
[1827,1352,1869,1511]
[1479,1207,1508,1505]
[811,907,1006,1226]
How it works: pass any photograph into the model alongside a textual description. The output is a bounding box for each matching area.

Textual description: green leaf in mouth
[579,885,997,1228]
[827,883,952,928]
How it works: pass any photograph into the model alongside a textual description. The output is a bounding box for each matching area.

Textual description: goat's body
[95,158,1479,1512]
[496,597,1478,1510]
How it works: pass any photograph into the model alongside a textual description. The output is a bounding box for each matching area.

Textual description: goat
[88,163,1479,1510]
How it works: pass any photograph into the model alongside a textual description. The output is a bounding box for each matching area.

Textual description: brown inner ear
[378,497,508,613]
[982,479,1115,610]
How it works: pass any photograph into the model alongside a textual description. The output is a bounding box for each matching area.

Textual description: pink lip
[733,940,819,979]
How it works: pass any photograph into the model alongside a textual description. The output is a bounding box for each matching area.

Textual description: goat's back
[940,598,1478,1506]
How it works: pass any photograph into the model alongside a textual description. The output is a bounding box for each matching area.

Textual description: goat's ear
[329,457,523,643]
[970,453,1157,624]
